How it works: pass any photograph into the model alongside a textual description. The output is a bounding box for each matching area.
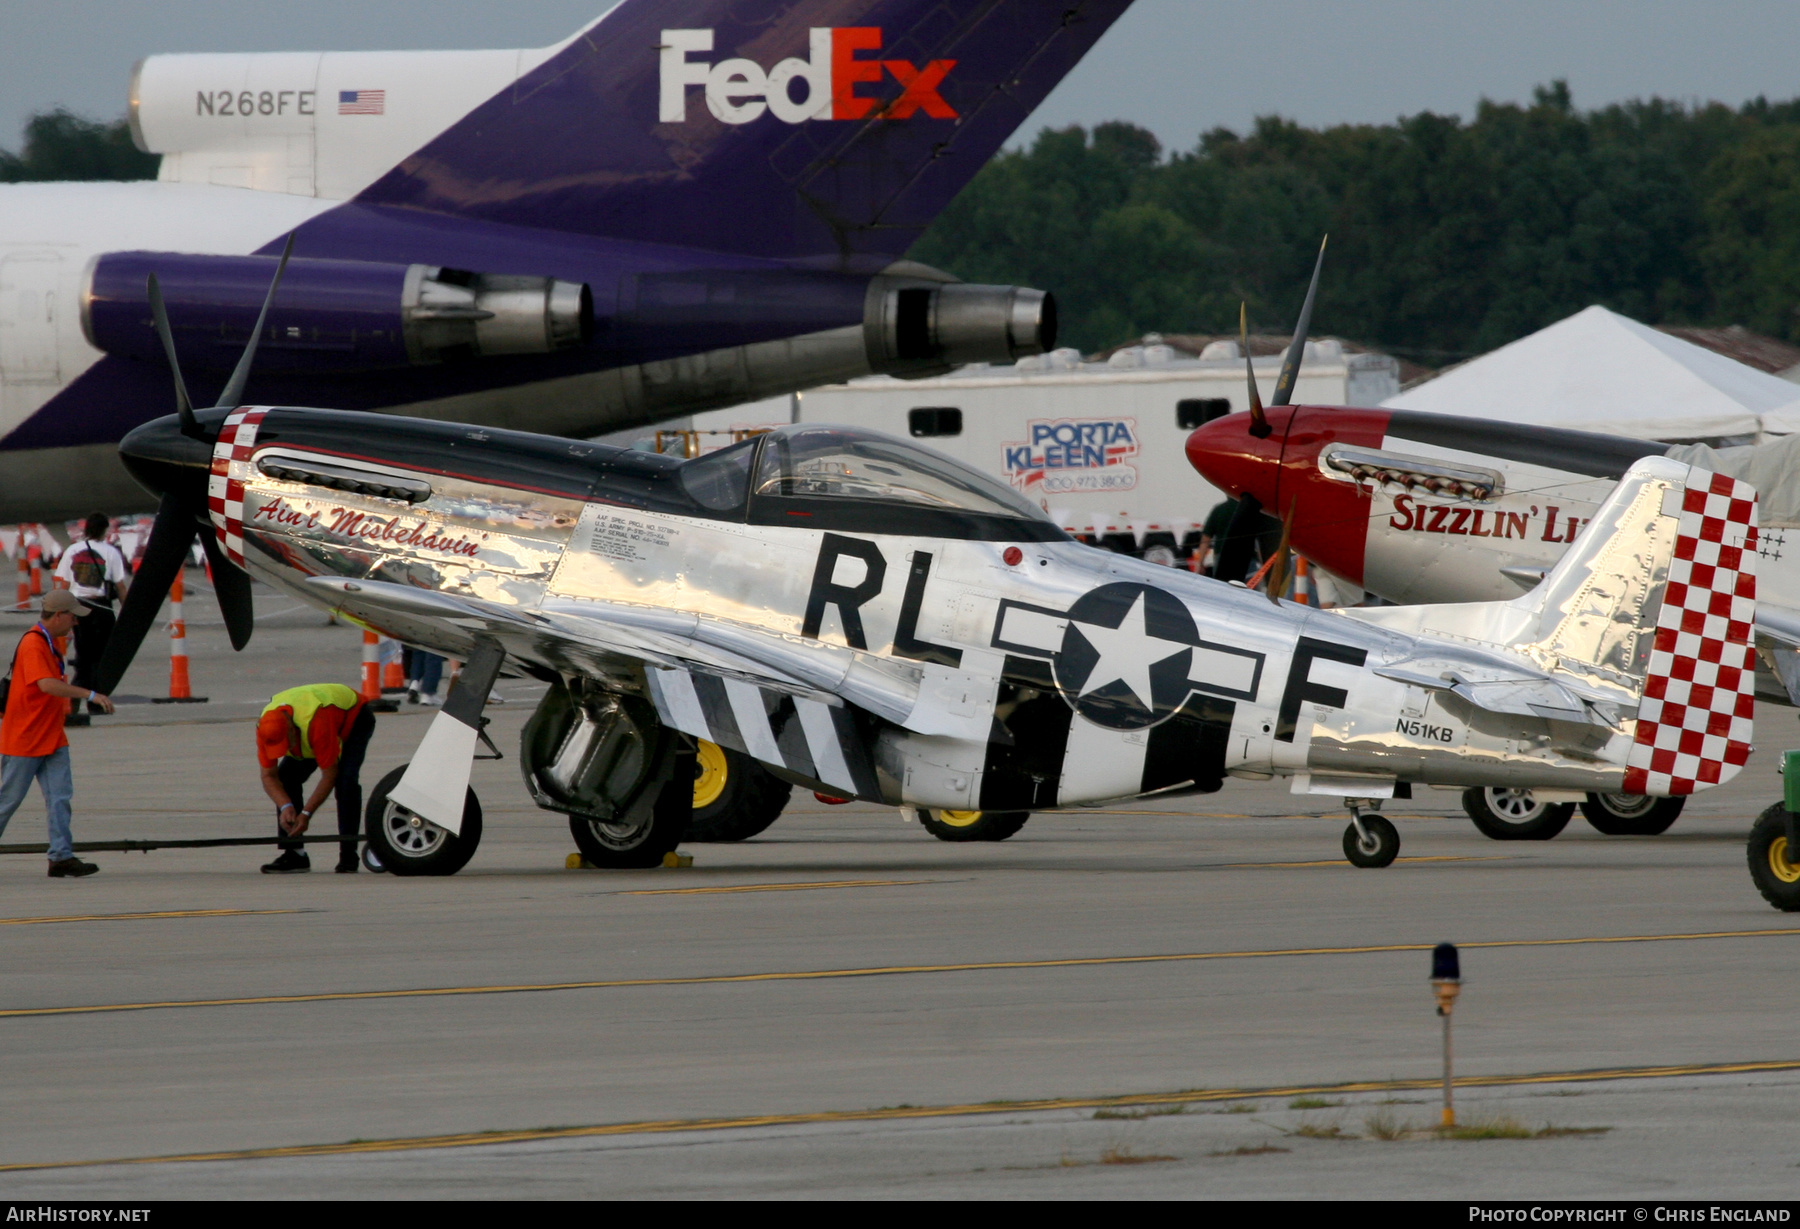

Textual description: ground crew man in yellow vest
[256,683,374,874]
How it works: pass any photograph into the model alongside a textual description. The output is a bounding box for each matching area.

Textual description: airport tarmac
[1,580,1797,1200]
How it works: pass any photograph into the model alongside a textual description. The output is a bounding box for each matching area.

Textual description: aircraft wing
[305,576,982,738]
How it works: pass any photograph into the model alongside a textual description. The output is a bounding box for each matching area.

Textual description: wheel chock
[662,851,694,868]
[564,852,588,870]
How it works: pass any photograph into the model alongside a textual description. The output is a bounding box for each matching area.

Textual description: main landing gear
[918,809,1032,842]
[1463,787,1685,841]
[685,741,792,843]
[1341,801,1399,869]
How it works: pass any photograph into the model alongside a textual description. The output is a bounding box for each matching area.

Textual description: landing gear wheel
[919,809,1031,842]
[1463,787,1574,841]
[684,741,792,843]
[569,769,692,869]
[1747,804,1800,911]
[364,765,483,877]
[1342,815,1400,868]
[1582,792,1684,835]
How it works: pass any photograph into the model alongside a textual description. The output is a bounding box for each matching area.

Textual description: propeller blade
[91,492,199,695]
[1262,501,1298,603]
[215,231,296,411]
[1271,235,1328,408]
[1214,491,1264,584]
[199,527,255,651]
[1240,302,1271,440]
[146,273,202,442]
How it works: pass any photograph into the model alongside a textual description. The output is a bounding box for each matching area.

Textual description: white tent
[1384,305,1800,441]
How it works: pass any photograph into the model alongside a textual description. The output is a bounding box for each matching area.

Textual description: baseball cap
[41,589,89,617]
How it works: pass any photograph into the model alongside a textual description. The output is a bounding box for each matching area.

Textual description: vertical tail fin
[1518,457,1758,793]
[357,0,1135,265]
[1348,457,1759,795]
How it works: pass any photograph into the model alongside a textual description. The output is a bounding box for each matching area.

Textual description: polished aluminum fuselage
[225,425,1654,809]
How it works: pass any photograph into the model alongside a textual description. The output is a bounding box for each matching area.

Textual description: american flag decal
[338,90,385,115]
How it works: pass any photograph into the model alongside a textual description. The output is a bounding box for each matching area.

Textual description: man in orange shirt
[256,683,374,874]
[0,590,114,877]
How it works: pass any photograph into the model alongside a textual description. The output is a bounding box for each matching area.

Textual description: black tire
[1582,792,1684,836]
[685,741,792,843]
[1343,815,1400,868]
[918,809,1031,842]
[569,751,693,869]
[1462,787,1574,841]
[364,765,483,877]
[1747,804,1800,912]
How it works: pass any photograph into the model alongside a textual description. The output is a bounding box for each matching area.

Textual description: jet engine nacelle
[864,274,1056,375]
[83,251,593,372]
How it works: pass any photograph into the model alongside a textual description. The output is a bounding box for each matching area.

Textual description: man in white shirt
[52,514,130,718]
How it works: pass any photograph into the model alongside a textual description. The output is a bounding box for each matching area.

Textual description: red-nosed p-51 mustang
[95,254,1761,873]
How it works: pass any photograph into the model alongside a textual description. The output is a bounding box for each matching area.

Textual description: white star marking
[1072,592,1193,706]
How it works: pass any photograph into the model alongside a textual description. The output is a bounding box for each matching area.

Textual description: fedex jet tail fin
[1349,458,1758,795]
[358,0,1134,266]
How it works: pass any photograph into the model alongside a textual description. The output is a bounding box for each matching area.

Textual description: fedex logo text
[660,28,955,126]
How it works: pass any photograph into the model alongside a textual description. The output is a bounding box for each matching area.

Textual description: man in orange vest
[0,590,113,877]
[256,682,374,874]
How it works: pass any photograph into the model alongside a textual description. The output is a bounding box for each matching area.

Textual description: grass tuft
[1288,1096,1341,1110]
[1100,1146,1178,1165]
[1094,1105,1188,1121]
[1291,1122,1354,1139]
[1436,1114,1532,1140]
[1219,1102,1258,1114]
[1209,1144,1290,1157]
[1363,1108,1411,1140]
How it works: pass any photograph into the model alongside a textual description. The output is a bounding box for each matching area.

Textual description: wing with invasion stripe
[304,576,992,799]
[644,667,879,800]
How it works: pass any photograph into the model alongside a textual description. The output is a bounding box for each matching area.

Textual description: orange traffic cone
[361,631,381,701]
[167,571,192,699]
[26,530,42,597]
[381,637,405,692]
[12,527,27,610]
[149,571,207,704]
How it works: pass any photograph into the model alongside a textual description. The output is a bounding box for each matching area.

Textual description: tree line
[0,110,158,183]
[12,87,1800,360]
[910,83,1800,359]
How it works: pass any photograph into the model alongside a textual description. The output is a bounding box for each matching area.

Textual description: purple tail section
[358,0,1133,267]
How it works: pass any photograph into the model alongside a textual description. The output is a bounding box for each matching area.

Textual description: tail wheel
[1342,815,1400,868]
[1463,787,1574,841]
[684,741,792,843]
[364,765,483,877]
[1582,792,1684,835]
[1747,804,1800,911]
[919,809,1031,843]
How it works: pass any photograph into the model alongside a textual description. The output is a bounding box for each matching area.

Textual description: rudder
[1625,470,1758,794]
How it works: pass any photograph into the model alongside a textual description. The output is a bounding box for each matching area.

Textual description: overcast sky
[4,0,1797,154]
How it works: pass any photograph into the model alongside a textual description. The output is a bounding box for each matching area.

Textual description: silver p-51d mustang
[104,388,1759,873]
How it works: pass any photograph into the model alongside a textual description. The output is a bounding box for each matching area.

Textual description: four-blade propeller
[90,234,295,695]
[1214,236,1328,597]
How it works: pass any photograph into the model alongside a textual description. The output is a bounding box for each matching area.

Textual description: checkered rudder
[1624,470,1758,796]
